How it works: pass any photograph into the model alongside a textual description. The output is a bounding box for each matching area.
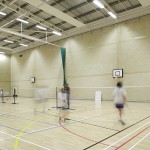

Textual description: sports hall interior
[0,0,150,150]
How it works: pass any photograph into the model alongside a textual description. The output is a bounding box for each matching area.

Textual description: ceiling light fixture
[0,52,5,54]
[0,28,62,48]
[52,30,62,36]
[16,18,29,24]
[108,12,117,19]
[4,40,14,43]
[93,0,104,9]
[19,43,28,47]
[36,25,47,30]
[0,12,6,16]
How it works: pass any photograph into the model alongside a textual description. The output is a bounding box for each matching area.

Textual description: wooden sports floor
[0,97,149,150]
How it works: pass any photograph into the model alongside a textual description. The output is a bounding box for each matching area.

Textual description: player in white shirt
[113,82,127,125]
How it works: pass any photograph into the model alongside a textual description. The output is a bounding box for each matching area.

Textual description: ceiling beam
[0,1,62,32]
[0,0,17,11]
[0,25,34,43]
[44,0,93,22]
[22,0,85,28]
[3,28,52,34]
[0,46,12,51]
[0,28,43,42]
[0,28,62,48]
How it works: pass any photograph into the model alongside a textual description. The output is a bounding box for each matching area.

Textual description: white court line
[0,112,13,116]
[0,131,52,150]
[0,109,34,117]
[70,85,150,88]
[0,112,115,142]
[0,117,98,147]
[124,109,150,113]
[0,137,11,141]
[0,123,61,142]
[27,112,115,134]
[2,113,58,126]
[128,131,150,150]
[103,121,150,150]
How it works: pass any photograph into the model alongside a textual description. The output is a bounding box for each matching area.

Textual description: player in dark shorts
[113,82,127,125]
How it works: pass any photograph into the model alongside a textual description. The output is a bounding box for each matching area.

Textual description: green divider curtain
[61,47,67,86]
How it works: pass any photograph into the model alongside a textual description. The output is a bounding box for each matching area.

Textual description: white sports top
[113,87,127,104]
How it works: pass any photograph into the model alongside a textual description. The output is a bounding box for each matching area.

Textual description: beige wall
[0,54,11,95]
[11,15,150,101]
[11,45,63,97]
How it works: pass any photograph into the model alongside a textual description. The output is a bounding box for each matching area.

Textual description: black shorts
[116,104,124,108]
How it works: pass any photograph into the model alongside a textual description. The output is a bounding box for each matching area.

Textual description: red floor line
[59,118,117,148]
[114,126,150,150]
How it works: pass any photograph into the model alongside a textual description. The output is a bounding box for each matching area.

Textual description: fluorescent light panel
[4,40,14,43]
[93,0,104,9]
[19,43,28,47]
[36,25,47,30]
[0,52,5,54]
[108,12,117,18]
[52,31,62,36]
[0,12,6,16]
[16,18,29,24]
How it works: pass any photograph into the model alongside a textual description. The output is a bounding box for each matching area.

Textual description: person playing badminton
[113,81,127,125]
[64,84,70,109]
